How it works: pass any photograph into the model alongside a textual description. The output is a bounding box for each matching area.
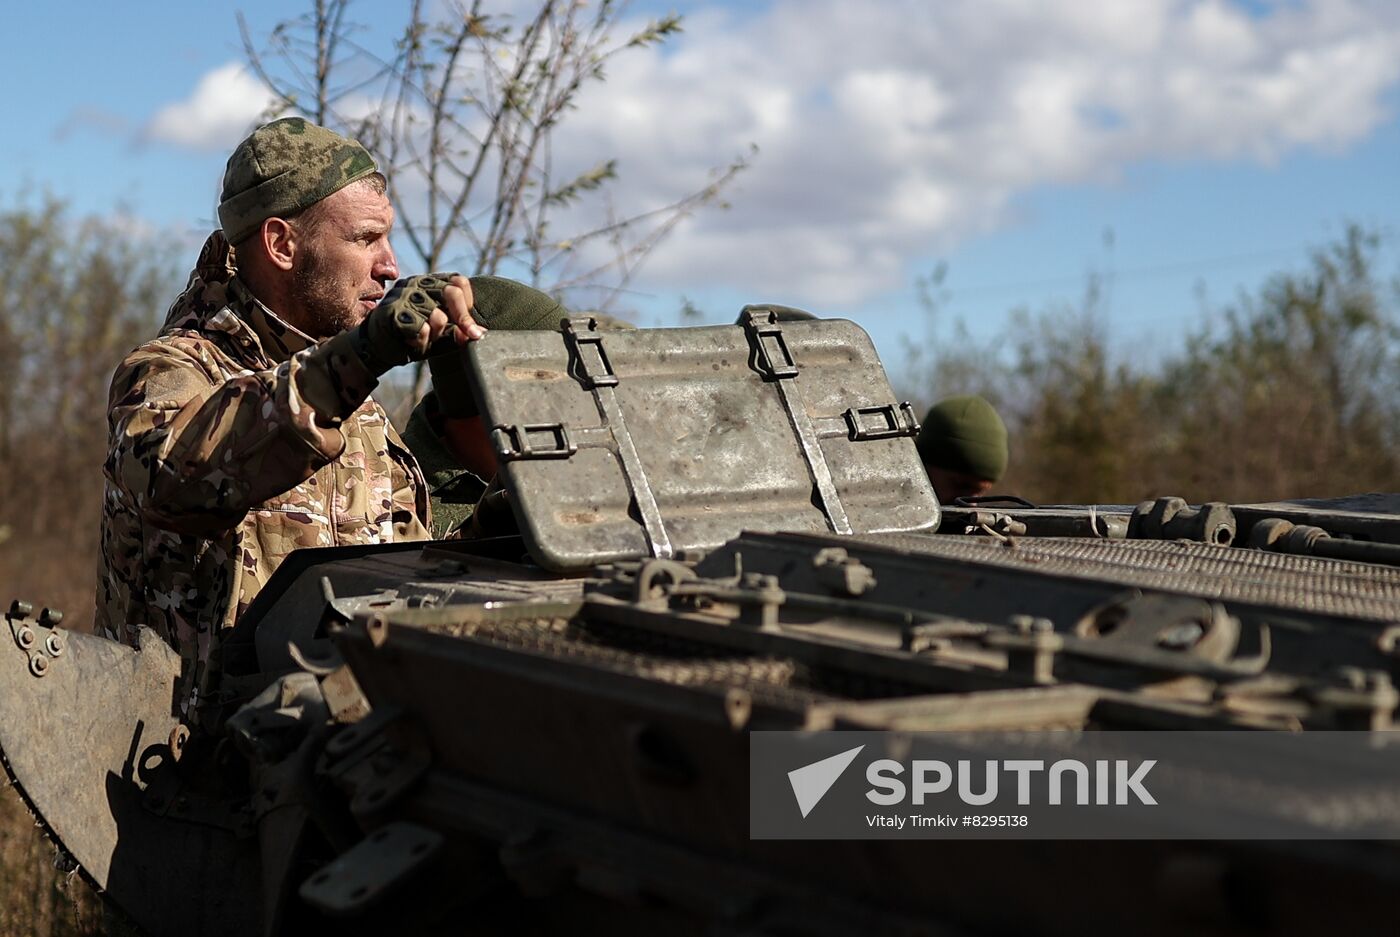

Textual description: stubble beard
[290,246,364,340]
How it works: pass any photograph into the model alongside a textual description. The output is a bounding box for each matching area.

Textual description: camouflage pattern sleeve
[107,330,379,537]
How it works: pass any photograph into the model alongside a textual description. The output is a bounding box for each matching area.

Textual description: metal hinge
[321,705,433,817]
[843,402,920,441]
[492,422,578,461]
[562,316,619,388]
[740,307,799,380]
[300,822,444,916]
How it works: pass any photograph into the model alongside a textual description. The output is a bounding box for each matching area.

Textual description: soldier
[404,277,570,535]
[405,280,634,535]
[96,117,485,672]
[733,304,817,324]
[915,395,1008,503]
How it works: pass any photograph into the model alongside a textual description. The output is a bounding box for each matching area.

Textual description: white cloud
[146,3,1400,309]
[146,62,279,151]
[544,0,1400,305]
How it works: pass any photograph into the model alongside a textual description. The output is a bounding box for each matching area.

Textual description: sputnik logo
[787,745,865,818]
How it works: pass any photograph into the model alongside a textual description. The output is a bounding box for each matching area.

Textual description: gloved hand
[425,275,568,417]
[424,276,636,418]
[351,273,486,375]
[299,273,484,423]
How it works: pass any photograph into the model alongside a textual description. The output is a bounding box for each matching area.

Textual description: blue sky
[6,0,1400,377]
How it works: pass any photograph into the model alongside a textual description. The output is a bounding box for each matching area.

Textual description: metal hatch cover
[465,311,940,571]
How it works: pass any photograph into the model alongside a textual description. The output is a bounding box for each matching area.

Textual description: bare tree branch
[241,0,750,418]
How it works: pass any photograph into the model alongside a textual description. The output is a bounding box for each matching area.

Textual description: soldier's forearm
[296,329,381,422]
[113,355,370,535]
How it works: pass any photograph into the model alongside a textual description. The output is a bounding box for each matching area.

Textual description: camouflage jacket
[96,232,431,668]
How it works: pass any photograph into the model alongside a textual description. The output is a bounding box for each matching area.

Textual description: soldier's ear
[261,218,297,272]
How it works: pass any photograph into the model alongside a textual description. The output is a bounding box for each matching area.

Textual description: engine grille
[849,534,1400,623]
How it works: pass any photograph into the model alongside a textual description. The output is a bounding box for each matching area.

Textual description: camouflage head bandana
[217,117,379,245]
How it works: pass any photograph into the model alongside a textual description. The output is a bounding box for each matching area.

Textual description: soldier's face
[289,182,400,338]
[926,466,995,505]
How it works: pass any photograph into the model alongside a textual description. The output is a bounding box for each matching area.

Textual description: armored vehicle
[4,311,1400,936]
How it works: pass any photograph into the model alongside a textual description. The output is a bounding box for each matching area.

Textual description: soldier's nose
[377,245,400,282]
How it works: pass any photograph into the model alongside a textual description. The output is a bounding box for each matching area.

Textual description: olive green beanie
[915,395,1008,481]
[218,117,379,246]
[735,304,818,324]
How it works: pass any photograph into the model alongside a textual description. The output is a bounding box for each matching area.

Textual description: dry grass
[0,506,113,937]
[0,783,105,937]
